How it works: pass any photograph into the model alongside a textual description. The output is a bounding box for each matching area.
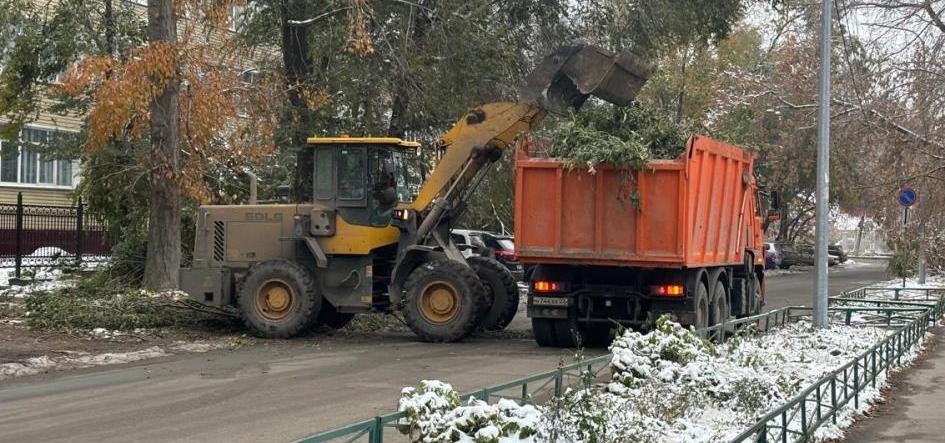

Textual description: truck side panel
[515,159,686,266]
[515,135,758,269]
[685,136,756,267]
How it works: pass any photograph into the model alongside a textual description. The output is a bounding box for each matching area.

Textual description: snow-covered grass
[398,313,932,443]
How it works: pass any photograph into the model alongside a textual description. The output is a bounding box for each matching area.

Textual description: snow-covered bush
[399,380,540,442]
[399,315,919,443]
[608,315,715,390]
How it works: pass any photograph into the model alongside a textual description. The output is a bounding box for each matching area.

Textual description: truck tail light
[651,284,685,297]
[534,281,564,293]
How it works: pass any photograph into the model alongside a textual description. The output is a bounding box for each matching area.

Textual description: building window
[0,127,78,188]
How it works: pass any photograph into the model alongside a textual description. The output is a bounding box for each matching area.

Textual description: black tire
[533,318,561,347]
[468,256,519,331]
[402,260,487,342]
[693,280,710,329]
[709,278,728,326]
[578,324,612,348]
[536,320,606,349]
[749,272,763,315]
[237,259,321,338]
[317,300,355,329]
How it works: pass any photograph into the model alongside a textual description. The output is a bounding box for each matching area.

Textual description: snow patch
[0,347,168,380]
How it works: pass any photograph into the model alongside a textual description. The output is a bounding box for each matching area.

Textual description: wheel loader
[178,45,653,341]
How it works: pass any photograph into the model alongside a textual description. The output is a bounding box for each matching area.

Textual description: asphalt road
[0,260,888,443]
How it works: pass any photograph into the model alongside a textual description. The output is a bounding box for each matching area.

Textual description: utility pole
[917,180,928,284]
[813,0,831,328]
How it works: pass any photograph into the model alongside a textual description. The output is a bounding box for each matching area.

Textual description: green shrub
[24,271,222,331]
[539,104,690,171]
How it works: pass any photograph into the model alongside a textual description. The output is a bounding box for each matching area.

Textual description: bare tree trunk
[143,0,180,290]
[853,215,864,255]
[282,0,315,202]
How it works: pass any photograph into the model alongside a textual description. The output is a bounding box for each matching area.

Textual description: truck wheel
[693,281,710,329]
[237,259,321,338]
[709,279,729,326]
[542,321,606,348]
[533,318,562,347]
[402,260,487,342]
[578,324,612,348]
[468,256,519,331]
[317,300,355,329]
[749,273,763,315]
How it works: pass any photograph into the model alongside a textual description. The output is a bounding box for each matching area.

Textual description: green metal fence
[729,293,945,443]
[296,286,945,443]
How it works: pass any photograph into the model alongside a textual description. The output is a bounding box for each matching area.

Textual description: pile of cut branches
[538,104,689,171]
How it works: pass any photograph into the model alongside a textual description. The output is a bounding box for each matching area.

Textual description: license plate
[532,296,569,307]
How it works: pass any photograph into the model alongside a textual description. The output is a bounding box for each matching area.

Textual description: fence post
[554,368,564,397]
[371,416,383,443]
[14,192,22,279]
[76,197,84,266]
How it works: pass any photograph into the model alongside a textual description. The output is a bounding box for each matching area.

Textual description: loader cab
[308,137,420,227]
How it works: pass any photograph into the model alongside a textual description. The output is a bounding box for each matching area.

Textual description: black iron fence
[0,192,112,276]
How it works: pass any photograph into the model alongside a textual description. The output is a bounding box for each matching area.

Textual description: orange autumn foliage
[57,0,282,203]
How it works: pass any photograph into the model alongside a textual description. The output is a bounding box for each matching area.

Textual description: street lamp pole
[813,0,832,328]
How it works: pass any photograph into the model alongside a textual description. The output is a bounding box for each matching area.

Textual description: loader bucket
[521,45,653,113]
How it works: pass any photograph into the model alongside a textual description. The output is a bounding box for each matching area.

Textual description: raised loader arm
[388,45,652,341]
[397,45,653,250]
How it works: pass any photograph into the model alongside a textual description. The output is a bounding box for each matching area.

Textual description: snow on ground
[398,281,943,443]
[0,339,235,381]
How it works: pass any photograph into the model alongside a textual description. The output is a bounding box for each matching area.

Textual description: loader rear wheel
[403,260,487,342]
[468,256,519,331]
[317,300,355,329]
[238,259,320,338]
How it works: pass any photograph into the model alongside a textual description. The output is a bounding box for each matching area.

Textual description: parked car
[763,242,781,269]
[828,244,848,263]
[451,229,525,280]
[778,243,838,269]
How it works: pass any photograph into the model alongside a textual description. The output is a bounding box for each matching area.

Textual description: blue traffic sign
[898,186,918,207]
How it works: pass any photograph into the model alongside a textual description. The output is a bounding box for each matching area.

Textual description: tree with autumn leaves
[56,0,280,289]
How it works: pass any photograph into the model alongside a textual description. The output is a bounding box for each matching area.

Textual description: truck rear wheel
[238,259,321,338]
[693,281,710,330]
[468,256,519,331]
[533,318,564,347]
[709,279,729,326]
[402,260,487,342]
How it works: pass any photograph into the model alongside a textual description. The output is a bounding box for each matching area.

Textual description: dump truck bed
[514,135,761,269]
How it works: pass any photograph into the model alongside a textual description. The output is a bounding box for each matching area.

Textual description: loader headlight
[392,209,410,221]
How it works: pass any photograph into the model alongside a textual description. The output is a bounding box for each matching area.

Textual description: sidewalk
[844,327,945,442]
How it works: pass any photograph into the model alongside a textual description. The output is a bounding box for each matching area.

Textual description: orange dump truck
[514,135,767,347]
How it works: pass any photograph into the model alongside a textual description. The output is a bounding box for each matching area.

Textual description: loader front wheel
[403,260,487,342]
[238,259,320,338]
[468,256,519,331]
